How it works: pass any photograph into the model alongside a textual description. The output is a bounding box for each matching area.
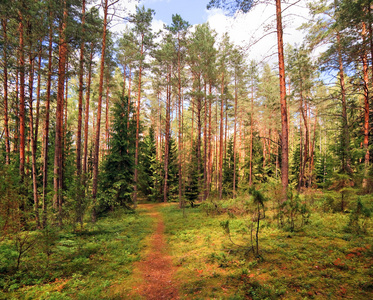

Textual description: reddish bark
[42,12,53,227]
[54,1,68,226]
[92,0,109,215]
[83,43,94,175]
[2,19,10,164]
[134,34,144,208]
[362,22,370,188]
[18,12,26,179]
[276,0,289,198]
[219,71,224,199]
[76,0,86,176]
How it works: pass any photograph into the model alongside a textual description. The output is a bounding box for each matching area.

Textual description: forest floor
[1,194,372,299]
[131,204,179,299]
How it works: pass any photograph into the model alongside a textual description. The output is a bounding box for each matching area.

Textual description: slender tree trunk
[362,22,370,188]
[177,42,183,208]
[163,70,171,203]
[42,13,53,227]
[249,81,254,186]
[134,35,144,208]
[54,1,68,226]
[276,0,288,199]
[92,0,108,219]
[233,76,238,198]
[2,19,10,165]
[203,82,208,200]
[105,76,110,151]
[299,89,309,190]
[28,36,41,228]
[309,109,317,187]
[18,12,26,180]
[219,71,224,199]
[197,78,202,195]
[122,63,127,98]
[83,43,93,175]
[207,83,213,198]
[76,0,85,176]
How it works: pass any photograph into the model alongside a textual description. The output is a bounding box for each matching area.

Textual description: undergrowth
[0,208,152,300]
[160,191,373,299]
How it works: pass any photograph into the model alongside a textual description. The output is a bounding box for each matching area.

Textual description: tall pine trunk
[42,12,53,227]
[54,0,68,226]
[276,0,289,199]
[2,19,10,164]
[18,11,26,180]
[76,0,85,176]
[92,0,108,220]
[218,71,225,199]
[83,43,93,175]
[362,22,370,188]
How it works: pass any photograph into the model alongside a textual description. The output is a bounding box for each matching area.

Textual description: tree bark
[83,43,93,175]
[42,12,53,227]
[219,71,224,199]
[134,34,145,208]
[276,0,289,199]
[362,22,370,188]
[2,19,10,165]
[54,0,68,226]
[92,0,108,219]
[76,0,85,176]
[18,11,26,180]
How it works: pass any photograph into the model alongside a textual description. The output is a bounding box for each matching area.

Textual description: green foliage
[345,197,372,234]
[99,96,136,211]
[185,142,202,205]
[162,137,179,201]
[223,138,237,196]
[278,191,311,232]
[140,126,162,201]
[0,209,151,299]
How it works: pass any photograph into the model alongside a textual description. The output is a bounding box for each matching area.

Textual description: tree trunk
[362,22,370,188]
[18,12,26,180]
[2,19,10,165]
[163,70,171,203]
[105,76,110,151]
[276,0,288,199]
[202,83,207,200]
[76,0,85,176]
[28,34,40,228]
[207,83,213,198]
[219,71,224,200]
[83,43,93,175]
[177,42,183,208]
[134,35,144,208]
[92,0,108,219]
[233,76,238,198]
[54,1,68,226]
[249,80,254,186]
[42,12,53,227]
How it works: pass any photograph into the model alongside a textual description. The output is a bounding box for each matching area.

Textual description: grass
[0,193,372,299]
[0,208,152,300]
[160,195,373,300]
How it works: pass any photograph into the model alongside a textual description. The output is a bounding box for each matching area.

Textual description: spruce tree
[99,96,136,211]
[140,126,162,202]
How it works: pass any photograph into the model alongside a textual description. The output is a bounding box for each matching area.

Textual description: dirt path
[136,204,179,300]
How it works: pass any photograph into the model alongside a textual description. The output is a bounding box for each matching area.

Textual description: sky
[115,0,311,65]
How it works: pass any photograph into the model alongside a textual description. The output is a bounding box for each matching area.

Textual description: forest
[0,0,372,299]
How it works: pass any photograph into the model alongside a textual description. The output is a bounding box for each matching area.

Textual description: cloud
[206,1,310,65]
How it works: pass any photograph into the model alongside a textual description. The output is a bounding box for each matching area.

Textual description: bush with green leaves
[345,197,371,234]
